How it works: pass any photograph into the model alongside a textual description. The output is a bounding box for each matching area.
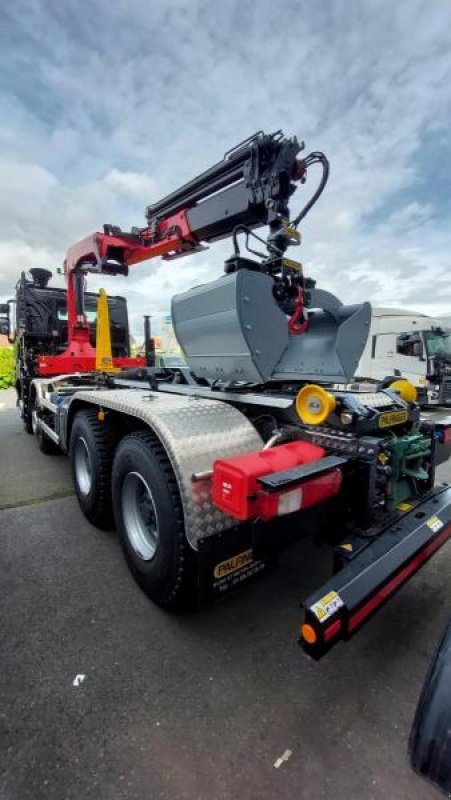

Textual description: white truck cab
[356,307,451,406]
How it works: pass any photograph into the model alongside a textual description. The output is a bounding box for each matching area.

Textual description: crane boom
[64,132,327,333]
[42,130,329,374]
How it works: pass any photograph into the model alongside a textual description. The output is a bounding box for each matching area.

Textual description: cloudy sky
[1,0,451,337]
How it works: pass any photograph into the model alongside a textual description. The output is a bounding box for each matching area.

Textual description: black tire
[23,387,34,434]
[112,431,196,609]
[70,409,116,528]
[409,619,451,793]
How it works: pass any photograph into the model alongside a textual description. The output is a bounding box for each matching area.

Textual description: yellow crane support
[95,288,120,373]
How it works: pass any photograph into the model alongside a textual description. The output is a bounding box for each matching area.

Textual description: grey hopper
[273,289,371,383]
[172,271,371,385]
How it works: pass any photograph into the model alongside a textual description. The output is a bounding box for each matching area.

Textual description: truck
[356,307,451,406]
[4,130,451,659]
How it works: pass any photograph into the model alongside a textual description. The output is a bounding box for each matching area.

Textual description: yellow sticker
[310,590,344,623]
[426,515,444,534]
[282,257,302,272]
[397,502,414,512]
[341,543,353,552]
[379,410,409,428]
[213,549,253,579]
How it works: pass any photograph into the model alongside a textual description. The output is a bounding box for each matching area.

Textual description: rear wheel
[112,431,196,609]
[70,409,116,528]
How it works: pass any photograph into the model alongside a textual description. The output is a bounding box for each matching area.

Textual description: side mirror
[4,300,16,344]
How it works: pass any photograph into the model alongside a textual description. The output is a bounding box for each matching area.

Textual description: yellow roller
[296,384,337,425]
[389,379,418,404]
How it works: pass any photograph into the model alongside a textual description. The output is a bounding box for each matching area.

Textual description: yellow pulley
[296,384,337,425]
[388,379,418,404]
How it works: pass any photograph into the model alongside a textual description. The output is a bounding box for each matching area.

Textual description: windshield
[424,330,451,359]
[57,308,97,323]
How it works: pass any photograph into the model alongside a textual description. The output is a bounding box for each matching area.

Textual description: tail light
[212,441,342,521]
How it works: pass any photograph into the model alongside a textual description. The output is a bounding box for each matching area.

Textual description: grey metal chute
[272,289,371,383]
[171,270,289,384]
[171,270,371,385]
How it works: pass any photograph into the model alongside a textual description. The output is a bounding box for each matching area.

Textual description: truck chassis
[30,369,451,658]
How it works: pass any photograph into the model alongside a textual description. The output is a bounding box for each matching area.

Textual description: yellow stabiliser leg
[96,288,120,373]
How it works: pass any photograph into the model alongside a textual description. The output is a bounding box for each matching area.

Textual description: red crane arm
[39,131,328,376]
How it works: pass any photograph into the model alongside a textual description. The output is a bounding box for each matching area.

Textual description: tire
[70,409,116,528]
[23,387,34,435]
[112,431,196,609]
[409,619,451,793]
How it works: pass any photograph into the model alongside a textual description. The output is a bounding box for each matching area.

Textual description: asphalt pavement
[1,387,450,800]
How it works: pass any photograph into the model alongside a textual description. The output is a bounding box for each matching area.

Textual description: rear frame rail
[300,486,451,659]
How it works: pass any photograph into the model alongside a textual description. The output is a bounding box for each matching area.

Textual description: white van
[355,308,451,406]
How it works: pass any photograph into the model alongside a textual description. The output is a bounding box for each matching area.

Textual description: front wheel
[112,431,196,609]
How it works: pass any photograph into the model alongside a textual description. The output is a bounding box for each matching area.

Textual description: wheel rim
[31,409,38,435]
[122,471,159,561]
[74,437,92,495]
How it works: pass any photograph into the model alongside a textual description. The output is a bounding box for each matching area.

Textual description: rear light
[257,472,341,521]
[300,624,317,645]
[212,441,342,521]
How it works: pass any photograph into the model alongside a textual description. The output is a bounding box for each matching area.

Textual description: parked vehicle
[356,307,451,406]
[410,618,451,793]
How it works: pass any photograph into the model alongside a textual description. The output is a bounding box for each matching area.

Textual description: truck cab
[9,268,133,431]
[356,307,451,406]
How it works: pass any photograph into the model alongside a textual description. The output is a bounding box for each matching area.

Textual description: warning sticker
[426,515,444,534]
[396,502,413,512]
[310,590,344,623]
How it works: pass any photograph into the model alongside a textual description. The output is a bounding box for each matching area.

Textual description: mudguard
[410,618,451,793]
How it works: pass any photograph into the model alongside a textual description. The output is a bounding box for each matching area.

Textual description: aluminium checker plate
[69,388,262,549]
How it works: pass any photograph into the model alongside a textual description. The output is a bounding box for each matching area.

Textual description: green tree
[0,347,15,389]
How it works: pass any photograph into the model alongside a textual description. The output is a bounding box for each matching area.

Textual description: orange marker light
[300,623,317,645]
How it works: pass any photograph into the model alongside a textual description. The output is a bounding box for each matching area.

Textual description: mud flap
[197,525,268,604]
